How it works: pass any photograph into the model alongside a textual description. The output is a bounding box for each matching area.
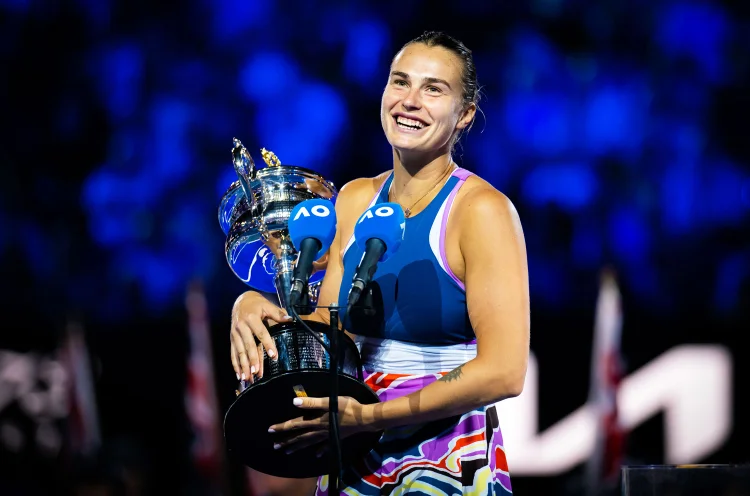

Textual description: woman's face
[381,43,474,157]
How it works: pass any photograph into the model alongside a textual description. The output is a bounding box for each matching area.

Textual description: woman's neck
[390,148,455,202]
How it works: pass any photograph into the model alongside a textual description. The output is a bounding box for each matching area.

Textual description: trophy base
[224,370,382,479]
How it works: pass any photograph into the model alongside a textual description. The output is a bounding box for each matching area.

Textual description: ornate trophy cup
[218,138,335,307]
[218,139,381,479]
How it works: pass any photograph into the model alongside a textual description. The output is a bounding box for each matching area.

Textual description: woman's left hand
[269,396,374,454]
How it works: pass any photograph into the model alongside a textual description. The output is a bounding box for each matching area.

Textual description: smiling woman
[231,31,530,495]
[381,34,479,158]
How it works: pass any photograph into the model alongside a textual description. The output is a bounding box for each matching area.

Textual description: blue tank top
[338,168,475,345]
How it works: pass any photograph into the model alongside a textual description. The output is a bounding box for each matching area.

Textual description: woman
[230,31,529,495]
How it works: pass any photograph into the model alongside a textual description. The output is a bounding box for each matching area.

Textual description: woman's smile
[393,113,429,133]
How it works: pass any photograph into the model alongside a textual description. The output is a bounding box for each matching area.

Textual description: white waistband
[354,335,477,374]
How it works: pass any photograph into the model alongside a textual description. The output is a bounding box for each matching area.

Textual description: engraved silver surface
[260,328,362,380]
[237,326,363,393]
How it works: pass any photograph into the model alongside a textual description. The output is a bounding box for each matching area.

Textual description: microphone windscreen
[354,202,406,261]
[288,199,337,258]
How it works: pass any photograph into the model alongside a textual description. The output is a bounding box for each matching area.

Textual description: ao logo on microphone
[358,206,395,223]
[292,204,331,221]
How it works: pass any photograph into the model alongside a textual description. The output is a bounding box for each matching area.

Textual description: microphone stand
[292,285,373,494]
[291,286,345,494]
[328,305,341,494]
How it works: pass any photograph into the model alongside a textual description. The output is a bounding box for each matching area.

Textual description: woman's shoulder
[455,171,519,222]
[334,171,391,220]
[336,172,390,206]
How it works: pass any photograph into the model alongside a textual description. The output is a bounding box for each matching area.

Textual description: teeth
[396,116,425,129]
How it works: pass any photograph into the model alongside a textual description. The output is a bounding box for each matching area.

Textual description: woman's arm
[364,186,530,430]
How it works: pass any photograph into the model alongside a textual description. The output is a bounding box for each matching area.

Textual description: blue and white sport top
[338,168,475,347]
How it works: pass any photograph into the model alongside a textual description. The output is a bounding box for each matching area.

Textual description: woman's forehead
[390,44,462,82]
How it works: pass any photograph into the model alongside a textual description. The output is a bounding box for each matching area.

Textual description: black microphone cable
[288,302,330,354]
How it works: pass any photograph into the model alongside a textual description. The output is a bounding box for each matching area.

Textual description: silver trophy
[218,138,383,478]
[218,138,337,311]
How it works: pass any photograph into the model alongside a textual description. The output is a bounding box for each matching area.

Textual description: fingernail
[251,365,256,374]
[273,443,281,450]
[285,449,293,455]
[268,349,276,359]
[316,451,324,458]
[267,427,275,433]
[284,315,292,320]
[236,372,240,381]
[241,373,246,381]
[293,398,303,406]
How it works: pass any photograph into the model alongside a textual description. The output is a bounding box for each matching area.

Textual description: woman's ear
[456,102,477,130]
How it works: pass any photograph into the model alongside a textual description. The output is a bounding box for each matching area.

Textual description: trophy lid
[260,148,281,167]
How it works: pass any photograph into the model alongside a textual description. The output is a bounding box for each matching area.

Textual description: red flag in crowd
[184,281,224,484]
[60,321,101,458]
[585,269,627,494]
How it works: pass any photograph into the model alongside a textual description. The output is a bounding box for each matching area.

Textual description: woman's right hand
[230,291,292,384]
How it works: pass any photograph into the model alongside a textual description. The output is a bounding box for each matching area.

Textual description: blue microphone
[288,199,337,308]
[347,203,406,310]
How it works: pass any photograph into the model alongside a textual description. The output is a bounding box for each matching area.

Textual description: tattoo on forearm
[439,365,464,383]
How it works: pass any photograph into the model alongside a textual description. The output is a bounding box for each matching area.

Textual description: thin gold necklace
[389,163,455,218]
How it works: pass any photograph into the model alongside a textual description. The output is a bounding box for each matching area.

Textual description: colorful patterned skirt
[315,340,513,496]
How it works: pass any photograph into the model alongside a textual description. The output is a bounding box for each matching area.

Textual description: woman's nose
[401,87,422,110]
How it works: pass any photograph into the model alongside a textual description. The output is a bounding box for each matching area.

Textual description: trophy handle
[232,138,256,200]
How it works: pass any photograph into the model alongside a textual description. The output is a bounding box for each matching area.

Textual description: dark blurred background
[1,0,749,494]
